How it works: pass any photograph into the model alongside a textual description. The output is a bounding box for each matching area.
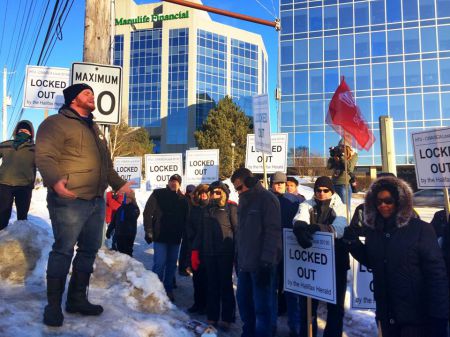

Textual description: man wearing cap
[291,176,348,337]
[36,83,134,327]
[0,120,36,230]
[143,174,189,301]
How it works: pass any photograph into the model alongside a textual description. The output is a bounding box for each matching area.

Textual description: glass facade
[128,29,162,127]
[167,28,189,144]
[113,35,124,67]
[196,29,227,128]
[280,0,450,166]
[231,39,259,99]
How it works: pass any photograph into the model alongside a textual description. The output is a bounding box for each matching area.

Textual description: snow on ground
[0,182,443,337]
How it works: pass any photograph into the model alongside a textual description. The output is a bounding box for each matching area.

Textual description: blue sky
[0,0,279,138]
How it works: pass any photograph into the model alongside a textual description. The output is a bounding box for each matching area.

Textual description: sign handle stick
[44,109,48,120]
[343,133,350,222]
[307,296,313,337]
[377,320,383,337]
[262,153,268,189]
[444,188,450,224]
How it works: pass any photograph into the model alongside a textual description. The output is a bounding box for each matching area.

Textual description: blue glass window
[389,62,404,88]
[309,69,323,93]
[406,94,423,120]
[309,38,323,62]
[356,65,370,90]
[373,63,387,89]
[281,41,293,64]
[281,71,294,95]
[389,95,406,121]
[442,93,450,119]
[339,4,353,28]
[387,0,402,23]
[356,96,372,122]
[421,27,437,52]
[373,96,388,120]
[354,2,369,27]
[340,35,354,60]
[424,94,440,119]
[281,11,293,34]
[438,26,450,51]
[440,58,450,84]
[295,101,308,125]
[294,39,308,63]
[371,32,386,56]
[341,66,355,90]
[310,100,324,125]
[388,30,403,55]
[325,67,339,93]
[309,7,323,31]
[294,9,307,33]
[324,6,337,29]
[437,0,450,18]
[371,0,385,25]
[281,102,294,125]
[113,35,124,67]
[404,29,420,54]
[422,59,439,85]
[404,0,419,21]
[419,0,435,20]
[230,39,259,103]
[324,36,338,60]
[310,132,325,156]
[355,33,370,58]
[295,70,308,94]
[405,61,421,86]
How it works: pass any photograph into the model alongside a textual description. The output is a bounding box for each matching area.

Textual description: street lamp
[231,142,236,173]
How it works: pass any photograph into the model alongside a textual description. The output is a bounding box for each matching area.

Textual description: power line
[5,0,25,67]
[0,0,10,60]
[36,0,61,66]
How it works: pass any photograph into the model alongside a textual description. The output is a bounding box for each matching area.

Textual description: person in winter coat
[143,174,189,302]
[36,83,134,327]
[231,168,281,337]
[0,120,36,230]
[344,175,449,337]
[191,181,237,330]
[286,176,306,204]
[178,184,197,277]
[105,192,140,257]
[292,176,348,337]
[186,184,209,314]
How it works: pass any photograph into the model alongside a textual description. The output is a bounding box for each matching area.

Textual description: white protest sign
[114,157,142,189]
[245,133,288,173]
[23,66,69,109]
[71,62,122,124]
[252,94,272,154]
[283,229,336,304]
[350,239,375,310]
[185,149,219,185]
[145,153,183,191]
[412,127,450,188]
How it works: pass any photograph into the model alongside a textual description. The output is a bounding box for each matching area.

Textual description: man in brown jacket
[36,83,133,327]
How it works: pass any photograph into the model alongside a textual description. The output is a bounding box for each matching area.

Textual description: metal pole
[231,142,235,174]
[2,67,7,141]
[162,0,280,29]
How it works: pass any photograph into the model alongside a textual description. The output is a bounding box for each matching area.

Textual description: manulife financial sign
[115,10,189,26]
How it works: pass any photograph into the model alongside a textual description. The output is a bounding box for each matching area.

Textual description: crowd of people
[0,83,449,337]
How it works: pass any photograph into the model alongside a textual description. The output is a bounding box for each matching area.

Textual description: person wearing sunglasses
[191,180,237,330]
[292,176,348,337]
[344,175,448,337]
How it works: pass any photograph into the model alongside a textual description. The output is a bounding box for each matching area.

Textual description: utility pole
[83,0,111,64]
[2,67,11,141]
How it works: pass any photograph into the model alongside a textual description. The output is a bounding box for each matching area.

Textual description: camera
[329,145,343,158]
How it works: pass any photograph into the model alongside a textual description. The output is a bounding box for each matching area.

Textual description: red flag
[326,78,375,151]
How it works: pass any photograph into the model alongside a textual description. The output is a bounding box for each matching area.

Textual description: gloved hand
[256,262,273,287]
[429,317,448,337]
[308,224,321,234]
[144,233,153,244]
[343,226,359,244]
[191,250,200,271]
[293,221,314,249]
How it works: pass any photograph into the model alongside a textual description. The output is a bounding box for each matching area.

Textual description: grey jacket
[236,180,281,272]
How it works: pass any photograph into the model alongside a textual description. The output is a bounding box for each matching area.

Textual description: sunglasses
[213,190,222,196]
[315,188,330,194]
[235,184,244,192]
[376,197,395,206]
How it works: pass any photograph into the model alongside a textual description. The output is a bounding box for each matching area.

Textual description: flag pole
[343,131,350,222]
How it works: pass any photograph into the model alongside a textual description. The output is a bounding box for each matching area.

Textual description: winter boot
[65,270,103,316]
[43,277,66,327]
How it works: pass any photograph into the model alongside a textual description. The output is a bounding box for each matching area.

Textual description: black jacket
[236,179,281,272]
[346,176,449,325]
[143,187,189,244]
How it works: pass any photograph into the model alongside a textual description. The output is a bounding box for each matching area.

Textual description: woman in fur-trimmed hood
[344,176,449,337]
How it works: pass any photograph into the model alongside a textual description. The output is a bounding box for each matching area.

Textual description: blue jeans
[334,184,352,209]
[236,267,277,337]
[285,291,302,336]
[152,242,180,293]
[46,192,105,279]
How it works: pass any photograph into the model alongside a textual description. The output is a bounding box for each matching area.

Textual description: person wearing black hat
[36,83,134,327]
[291,176,348,337]
[143,174,189,302]
[178,184,197,277]
[0,120,36,230]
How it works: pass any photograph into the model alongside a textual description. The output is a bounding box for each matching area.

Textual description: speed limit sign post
[71,62,122,125]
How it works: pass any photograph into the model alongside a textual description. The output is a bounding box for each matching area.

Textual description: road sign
[185,149,219,185]
[252,94,272,154]
[71,62,122,124]
[145,153,183,191]
[23,66,69,110]
[284,229,336,304]
[412,127,450,188]
[114,156,142,189]
[245,133,288,173]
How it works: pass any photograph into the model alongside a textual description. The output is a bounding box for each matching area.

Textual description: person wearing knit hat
[291,176,348,337]
[36,82,134,327]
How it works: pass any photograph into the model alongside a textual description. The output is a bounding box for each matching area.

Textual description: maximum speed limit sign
[71,62,122,125]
